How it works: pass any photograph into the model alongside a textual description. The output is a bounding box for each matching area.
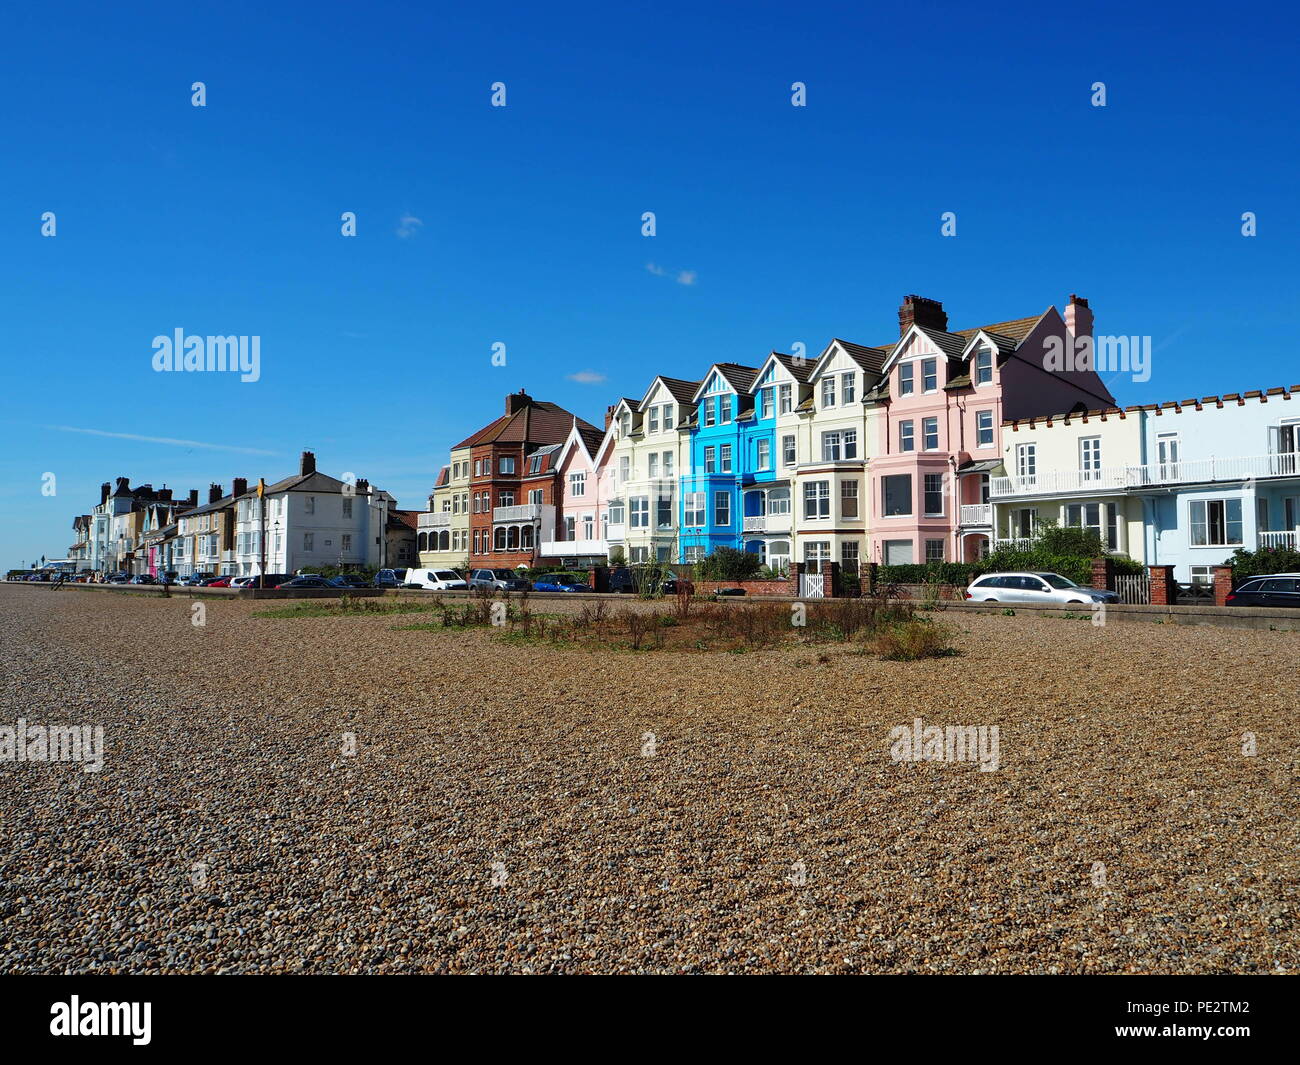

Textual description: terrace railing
[992,452,1300,498]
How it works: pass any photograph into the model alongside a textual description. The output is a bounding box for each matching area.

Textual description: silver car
[965,571,1119,605]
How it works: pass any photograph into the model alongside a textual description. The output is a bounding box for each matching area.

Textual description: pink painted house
[537,416,616,566]
[869,294,1115,564]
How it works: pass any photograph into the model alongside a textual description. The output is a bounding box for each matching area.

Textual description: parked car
[469,568,532,592]
[965,572,1119,605]
[608,566,637,594]
[204,576,234,587]
[129,574,157,584]
[328,573,373,589]
[403,568,468,591]
[372,568,408,588]
[181,573,214,586]
[276,575,332,589]
[532,572,588,592]
[1224,573,1300,608]
[229,576,258,588]
[106,573,131,584]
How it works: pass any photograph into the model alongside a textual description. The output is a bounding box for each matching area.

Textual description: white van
[403,568,468,591]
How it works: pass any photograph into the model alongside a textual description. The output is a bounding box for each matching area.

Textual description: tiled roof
[576,423,606,456]
[435,465,450,488]
[714,363,759,394]
[453,399,599,450]
[657,376,701,404]
[770,352,816,383]
[828,339,888,376]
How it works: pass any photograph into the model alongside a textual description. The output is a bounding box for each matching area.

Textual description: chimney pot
[100,482,111,505]
[208,483,224,504]
[300,451,316,475]
[232,477,248,498]
[186,489,199,507]
[506,390,532,415]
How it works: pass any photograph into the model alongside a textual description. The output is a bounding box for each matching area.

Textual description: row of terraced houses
[414,293,1300,589]
[63,293,1300,590]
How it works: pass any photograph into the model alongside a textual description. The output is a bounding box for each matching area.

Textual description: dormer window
[975,347,993,385]
[899,363,915,396]
[922,358,938,393]
[620,413,631,437]
[719,395,732,423]
[703,400,715,427]
[821,378,836,408]
[663,405,674,430]
[648,406,660,433]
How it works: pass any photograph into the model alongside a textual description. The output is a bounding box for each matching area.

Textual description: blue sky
[2,0,1297,566]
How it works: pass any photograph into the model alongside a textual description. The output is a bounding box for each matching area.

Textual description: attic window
[975,347,993,385]
[529,454,543,473]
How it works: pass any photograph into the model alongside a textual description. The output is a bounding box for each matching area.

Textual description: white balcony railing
[538,539,609,557]
[1259,529,1300,550]
[493,503,544,522]
[605,523,627,541]
[992,452,1300,498]
[420,511,453,528]
[743,514,792,533]
[960,503,992,526]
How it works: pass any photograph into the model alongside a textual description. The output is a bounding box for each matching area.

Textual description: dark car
[468,568,532,592]
[129,574,157,584]
[328,573,372,588]
[106,573,131,584]
[532,572,588,592]
[373,568,408,588]
[608,567,637,594]
[1225,574,1300,608]
[180,573,213,586]
[276,575,332,589]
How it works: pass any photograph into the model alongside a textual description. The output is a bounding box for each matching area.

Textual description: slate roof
[453,398,600,450]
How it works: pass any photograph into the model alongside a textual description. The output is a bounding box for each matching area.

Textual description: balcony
[493,503,544,522]
[420,511,452,528]
[960,503,992,526]
[606,523,627,542]
[1260,529,1299,550]
[742,513,792,534]
[538,539,609,558]
[992,452,1300,499]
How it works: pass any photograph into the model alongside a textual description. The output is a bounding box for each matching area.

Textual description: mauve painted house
[537,417,615,567]
[867,294,1115,565]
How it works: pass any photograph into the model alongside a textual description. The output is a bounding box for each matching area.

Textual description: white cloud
[396,214,424,239]
[646,262,697,285]
[44,425,279,455]
[567,371,607,385]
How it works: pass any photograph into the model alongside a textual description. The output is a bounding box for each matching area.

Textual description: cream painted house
[419,445,471,569]
[606,376,698,563]
[993,407,1146,559]
[793,340,887,578]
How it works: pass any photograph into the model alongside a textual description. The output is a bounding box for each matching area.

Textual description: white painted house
[232,451,392,576]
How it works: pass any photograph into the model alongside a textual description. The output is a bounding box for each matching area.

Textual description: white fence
[993,452,1300,498]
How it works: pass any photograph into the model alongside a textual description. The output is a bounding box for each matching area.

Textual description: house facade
[993,387,1300,583]
[606,377,696,563]
[868,294,1116,566]
[680,364,758,563]
[419,446,472,570]
[538,418,615,567]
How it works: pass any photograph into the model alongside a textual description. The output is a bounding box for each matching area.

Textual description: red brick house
[461,390,601,569]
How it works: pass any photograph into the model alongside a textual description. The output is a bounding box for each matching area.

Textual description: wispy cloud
[396,214,424,239]
[43,425,279,456]
[567,370,607,385]
[646,262,697,285]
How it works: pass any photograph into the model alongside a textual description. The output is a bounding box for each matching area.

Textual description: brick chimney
[1064,294,1093,340]
[506,389,532,415]
[605,404,617,431]
[186,489,199,507]
[356,478,370,494]
[232,477,248,498]
[898,295,948,336]
[158,488,172,502]
[300,451,316,475]
[114,477,130,495]
[208,483,224,504]
[100,482,111,506]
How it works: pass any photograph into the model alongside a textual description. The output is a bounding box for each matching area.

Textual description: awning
[955,459,1003,476]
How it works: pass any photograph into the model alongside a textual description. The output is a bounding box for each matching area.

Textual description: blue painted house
[679,363,758,563]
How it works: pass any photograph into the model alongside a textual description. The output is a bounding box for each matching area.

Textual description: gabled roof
[753,351,815,386]
[435,465,450,488]
[254,470,355,497]
[691,363,759,402]
[878,309,1052,375]
[809,339,890,382]
[639,375,701,408]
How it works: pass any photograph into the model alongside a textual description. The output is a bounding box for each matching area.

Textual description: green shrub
[695,546,763,581]
[869,618,958,660]
[1226,546,1300,579]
